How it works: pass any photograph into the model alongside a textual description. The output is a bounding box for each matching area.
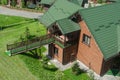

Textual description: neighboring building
[40,0,120,76]
[39,0,87,10]
[40,0,56,8]
[7,0,38,7]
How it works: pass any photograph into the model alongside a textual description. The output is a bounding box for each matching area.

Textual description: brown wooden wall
[48,43,63,63]
[49,43,78,65]
[77,21,104,75]
[63,44,78,64]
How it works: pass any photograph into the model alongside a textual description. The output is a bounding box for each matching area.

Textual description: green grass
[63,69,91,80]
[0,14,30,27]
[0,14,46,80]
[19,48,57,80]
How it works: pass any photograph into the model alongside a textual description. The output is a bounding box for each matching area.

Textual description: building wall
[63,44,78,64]
[54,44,64,63]
[77,20,104,75]
[49,43,78,64]
[48,43,63,63]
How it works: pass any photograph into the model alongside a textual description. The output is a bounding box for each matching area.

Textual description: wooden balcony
[52,35,77,48]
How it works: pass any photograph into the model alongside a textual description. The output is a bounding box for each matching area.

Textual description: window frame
[82,34,91,46]
[54,47,58,55]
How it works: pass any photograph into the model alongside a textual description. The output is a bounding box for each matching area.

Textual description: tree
[0,0,8,5]
[11,0,17,7]
[24,27,31,40]
[97,0,103,3]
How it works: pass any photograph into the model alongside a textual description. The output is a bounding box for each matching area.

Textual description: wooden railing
[6,34,76,56]
[7,34,53,51]
[53,36,66,46]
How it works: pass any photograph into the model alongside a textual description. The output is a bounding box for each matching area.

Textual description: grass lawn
[19,50,57,80]
[0,14,46,80]
[0,14,30,27]
[63,69,91,80]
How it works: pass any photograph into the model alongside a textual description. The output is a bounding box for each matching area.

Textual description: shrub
[11,0,17,7]
[42,63,58,71]
[21,0,26,8]
[72,62,85,75]
[97,0,103,3]
[42,56,49,63]
[42,56,58,71]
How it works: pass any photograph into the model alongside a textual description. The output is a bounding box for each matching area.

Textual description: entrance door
[70,53,76,62]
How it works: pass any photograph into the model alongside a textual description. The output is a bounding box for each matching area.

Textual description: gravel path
[0,6,43,18]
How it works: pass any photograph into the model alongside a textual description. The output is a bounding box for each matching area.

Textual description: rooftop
[79,3,120,60]
[56,18,80,34]
[69,0,83,6]
[40,0,56,5]
[39,0,83,27]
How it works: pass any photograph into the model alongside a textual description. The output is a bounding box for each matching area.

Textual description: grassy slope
[0,14,30,26]
[0,15,46,80]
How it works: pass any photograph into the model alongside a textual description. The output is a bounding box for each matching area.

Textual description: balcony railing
[52,35,76,47]
[7,34,53,50]
[6,33,77,55]
[53,35,66,46]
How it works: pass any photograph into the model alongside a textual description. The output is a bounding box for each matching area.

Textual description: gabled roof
[39,0,83,27]
[40,0,56,5]
[79,3,120,60]
[69,0,83,6]
[56,18,80,34]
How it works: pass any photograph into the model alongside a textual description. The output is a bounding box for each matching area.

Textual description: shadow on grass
[20,52,40,59]
[0,20,35,30]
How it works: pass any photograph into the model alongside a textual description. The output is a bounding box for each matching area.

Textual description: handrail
[7,34,52,50]
[6,34,75,56]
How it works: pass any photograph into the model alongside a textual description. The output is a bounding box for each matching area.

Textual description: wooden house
[40,0,120,76]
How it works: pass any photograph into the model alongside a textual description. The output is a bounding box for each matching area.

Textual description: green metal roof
[69,0,83,6]
[40,0,56,5]
[56,18,80,34]
[39,0,83,27]
[79,3,120,60]
[111,0,120,2]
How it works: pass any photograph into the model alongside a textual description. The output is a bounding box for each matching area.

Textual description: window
[54,47,58,55]
[82,34,90,45]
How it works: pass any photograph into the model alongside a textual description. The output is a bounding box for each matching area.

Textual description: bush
[43,64,58,71]
[0,0,8,5]
[11,0,17,7]
[97,0,103,3]
[21,0,26,8]
[42,56,49,63]
[42,56,58,71]
[72,62,84,75]
[42,63,58,71]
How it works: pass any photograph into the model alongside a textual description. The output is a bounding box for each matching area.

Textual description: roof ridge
[80,2,119,13]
